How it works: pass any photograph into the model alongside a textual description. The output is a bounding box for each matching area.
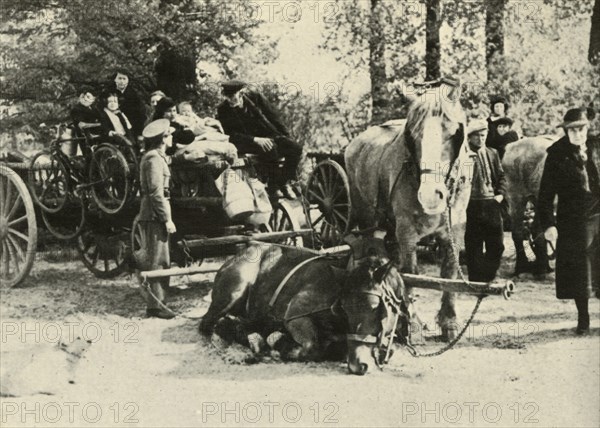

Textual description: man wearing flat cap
[217,80,302,199]
[464,119,507,283]
[136,119,177,319]
[538,107,600,335]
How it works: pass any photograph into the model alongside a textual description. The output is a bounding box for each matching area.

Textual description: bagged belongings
[174,140,237,163]
[216,168,273,224]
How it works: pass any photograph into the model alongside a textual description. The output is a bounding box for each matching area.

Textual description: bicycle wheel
[89,144,131,214]
[28,151,69,213]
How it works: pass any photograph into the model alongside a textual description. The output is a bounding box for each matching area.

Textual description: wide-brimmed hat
[494,116,514,126]
[221,79,247,96]
[467,119,489,136]
[557,108,590,129]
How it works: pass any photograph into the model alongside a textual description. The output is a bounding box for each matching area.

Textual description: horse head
[340,254,409,375]
[401,79,467,215]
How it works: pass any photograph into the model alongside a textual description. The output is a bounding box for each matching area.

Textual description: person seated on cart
[153,97,236,162]
[98,91,136,145]
[136,119,178,319]
[108,69,147,139]
[487,116,519,160]
[178,101,224,134]
[69,89,101,156]
[216,80,302,199]
[71,89,100,130]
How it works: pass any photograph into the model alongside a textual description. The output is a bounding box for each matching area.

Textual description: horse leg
[437,239,460,342]
[199,252,261,336]
[283,317,322,361]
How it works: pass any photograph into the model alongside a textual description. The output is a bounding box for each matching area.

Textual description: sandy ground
[1,236,599,428]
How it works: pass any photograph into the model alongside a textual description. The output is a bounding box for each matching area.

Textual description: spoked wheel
[28,151,69,213]
[112,135,140,200]
[77,224,130,278]
[268,199,304,247]
[131,215,145,269]
[89,143,130,214]
[304,159,352,247]
[41,196,86,240]
[0,166,37,288]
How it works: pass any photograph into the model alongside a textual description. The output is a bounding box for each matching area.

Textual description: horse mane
[402,90,466,162]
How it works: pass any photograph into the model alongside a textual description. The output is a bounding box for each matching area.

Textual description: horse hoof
[247,333,267,354]
[266,331,285,349]
[441,327,459,342]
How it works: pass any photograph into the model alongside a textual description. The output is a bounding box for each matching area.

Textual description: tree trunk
[369,0,388,125]
[485,0,507,83]
[590,0,600,65]
[155,48,196,101]
[425,0,442,81]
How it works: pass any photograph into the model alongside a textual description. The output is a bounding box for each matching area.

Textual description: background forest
[1,0,599,154]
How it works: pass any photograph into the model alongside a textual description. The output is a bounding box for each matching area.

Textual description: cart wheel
[269,199,303,247]
[112,135,140,200]
[0,166,37,288]
[131,215,146,269]
[28,151,69,213]
[41,197,86,240]
[89,144,130,214]
[77,225,129,278]
[304,159,351,247]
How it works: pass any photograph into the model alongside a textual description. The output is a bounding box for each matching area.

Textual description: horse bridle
[344,263,405,368]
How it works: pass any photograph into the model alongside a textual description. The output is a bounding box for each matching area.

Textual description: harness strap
[268,255,328,307]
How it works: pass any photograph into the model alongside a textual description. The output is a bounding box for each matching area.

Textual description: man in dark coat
[464,119,508,283]
[538,107,600,335]
[108,70,147,138]
[216,80,302,199]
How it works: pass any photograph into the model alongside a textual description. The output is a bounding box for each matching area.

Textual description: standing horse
[502,136,556,275]
[344,80,472,340]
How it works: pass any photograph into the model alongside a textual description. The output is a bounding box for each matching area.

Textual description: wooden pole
[402,273,515,299]
[182,229,314,248]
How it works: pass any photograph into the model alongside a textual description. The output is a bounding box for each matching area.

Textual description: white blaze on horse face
[417,115,448,215]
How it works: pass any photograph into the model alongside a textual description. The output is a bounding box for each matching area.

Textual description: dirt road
[1,241,598,427]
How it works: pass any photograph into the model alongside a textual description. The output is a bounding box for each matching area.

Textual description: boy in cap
[538,107,600,334]
[216,80,302,199]
[136,119,177,319]
[464,119,507,283]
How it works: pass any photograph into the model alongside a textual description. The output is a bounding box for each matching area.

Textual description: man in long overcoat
[538,107,600,335]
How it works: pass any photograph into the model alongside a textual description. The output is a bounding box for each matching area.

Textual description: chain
[181,239,194,267]
[405,295,484,358]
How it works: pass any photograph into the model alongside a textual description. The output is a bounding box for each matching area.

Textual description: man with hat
[217,80,302,199]
[487,116,519,160]
[538,107,600,335]
[464,119,508,283]
[136,119,177,319]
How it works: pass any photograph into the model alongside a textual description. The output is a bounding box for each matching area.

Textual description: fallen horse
[194,236,515,375]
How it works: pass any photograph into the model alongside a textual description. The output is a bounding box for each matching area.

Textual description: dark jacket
[98,109,134,142]
[138,149,171,223]
[217,91,290,153]
[472,146,508,197]
[487,130,519,160]
[108,84,147,137]
[163,121,195,156]
[70,103,100,126]
[538,136,600,298]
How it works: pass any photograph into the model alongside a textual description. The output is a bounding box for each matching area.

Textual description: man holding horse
[538,107,600,335]
[464,119,507,283]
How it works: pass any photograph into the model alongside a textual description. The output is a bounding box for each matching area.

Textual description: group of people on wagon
[69,70,302,199]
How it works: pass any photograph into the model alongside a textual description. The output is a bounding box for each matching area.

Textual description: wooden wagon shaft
[140,265,221,280]
[181,229,314,248]
[402,274,515,299]
[317,244,514,299]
